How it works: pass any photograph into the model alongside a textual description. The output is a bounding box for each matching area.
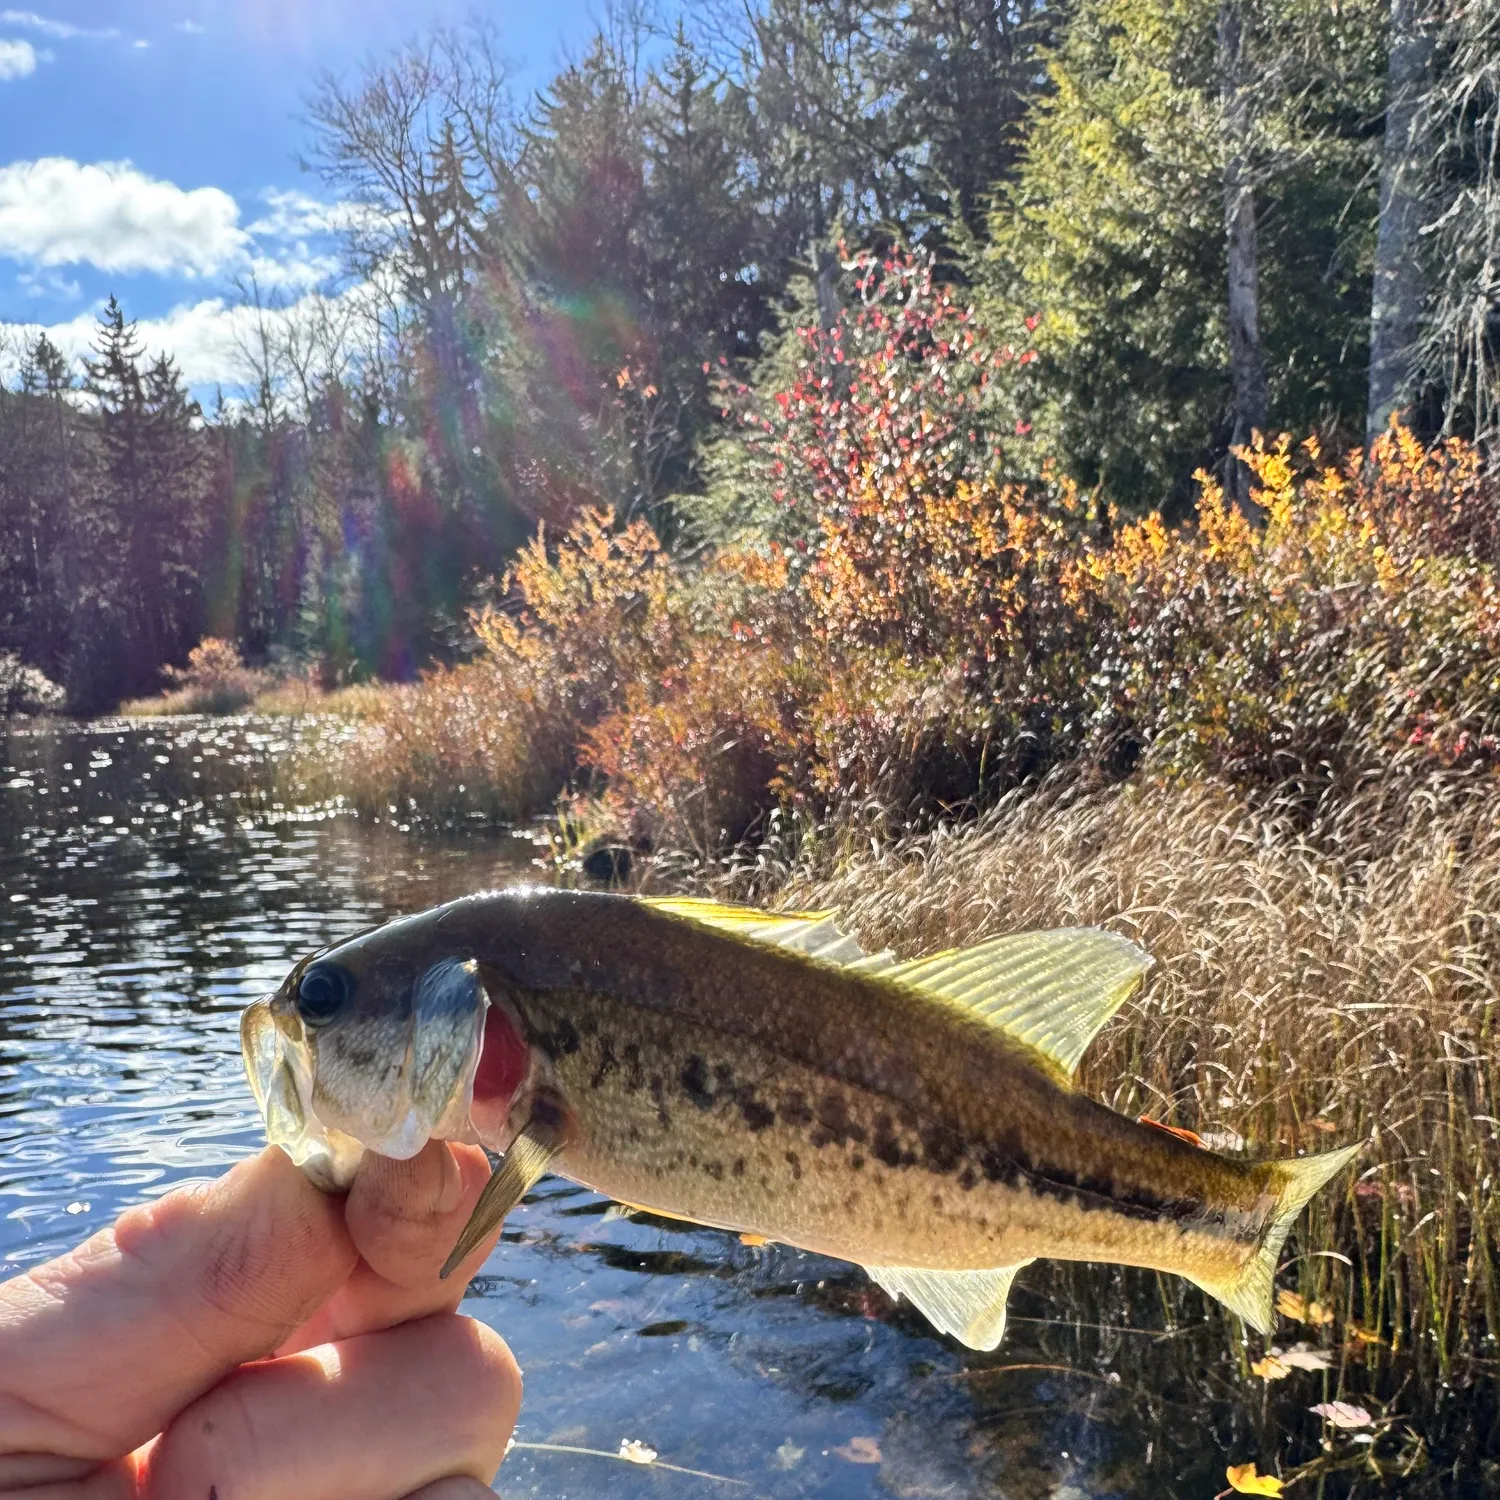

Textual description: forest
[0,0,1495,720]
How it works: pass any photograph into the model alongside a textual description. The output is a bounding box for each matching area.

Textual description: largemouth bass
[240,889,1358,1350]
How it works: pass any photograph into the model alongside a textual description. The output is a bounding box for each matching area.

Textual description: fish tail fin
[1189,1143,1361,1335]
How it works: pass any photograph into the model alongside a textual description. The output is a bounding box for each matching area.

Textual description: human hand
[0,1140,520,1499]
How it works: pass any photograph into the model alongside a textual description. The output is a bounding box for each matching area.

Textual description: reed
[774,772,1500,1362]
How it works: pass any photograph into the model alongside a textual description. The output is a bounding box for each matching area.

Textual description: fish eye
[296,962,353,1028]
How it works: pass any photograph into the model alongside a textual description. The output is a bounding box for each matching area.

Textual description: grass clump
[785,772,1500,1366]
[121,637,385,720]
[122,638,271,717]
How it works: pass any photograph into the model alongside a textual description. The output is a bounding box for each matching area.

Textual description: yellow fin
[642,897,882,967]
[882,928,1151,1078]
[440,1118,561,1279]
[866,1261,1034,1350]
[1185,1142,1361,1334]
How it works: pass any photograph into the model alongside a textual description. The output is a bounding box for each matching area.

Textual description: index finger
[0,1146,356,1466]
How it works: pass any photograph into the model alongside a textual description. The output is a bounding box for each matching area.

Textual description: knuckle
[413,1318,521,1468]
[145,1371,262,1499]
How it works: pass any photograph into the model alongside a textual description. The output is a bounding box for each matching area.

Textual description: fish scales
[243,888,1361,1349]
[446,893,1272,1283]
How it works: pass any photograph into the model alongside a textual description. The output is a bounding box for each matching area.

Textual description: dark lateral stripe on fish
[596,1031,1234,1236]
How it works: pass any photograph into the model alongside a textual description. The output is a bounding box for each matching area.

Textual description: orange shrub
[592,427,1500,844]
[320,508,689,822]
[1102,429,1500,794]
[318,423,1500,849]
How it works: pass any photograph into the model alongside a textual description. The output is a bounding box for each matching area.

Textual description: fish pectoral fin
[641,897,890,969]
[882,929,1152,1078]
[439,1119,561,1279]
[865,1261,1034,1351]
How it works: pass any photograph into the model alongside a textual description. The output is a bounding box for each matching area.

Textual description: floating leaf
[739,1232,769,1247]
[1311,1401,1373,1430]
[834,1437,883,1465]
[773,1440,805,1471]
[1275,1291,1335,1327]
[1226,1462,1284,1495]
[1251,1355,1291,1380]
[619,1440,658,1465]
[1275,1345,1333,1372]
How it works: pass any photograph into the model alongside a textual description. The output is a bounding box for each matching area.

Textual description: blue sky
[0,1,605,390]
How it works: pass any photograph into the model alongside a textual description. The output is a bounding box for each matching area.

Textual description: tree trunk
[1219,0,1268,511]
[1366,0,1435,446]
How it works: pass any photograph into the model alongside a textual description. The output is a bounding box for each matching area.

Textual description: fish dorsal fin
[866,1262,1033,1351]
[883,928,1151,1079]
[642,897,886,968]
[643,901,1147,1076]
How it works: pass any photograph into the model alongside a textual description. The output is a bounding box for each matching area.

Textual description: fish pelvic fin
[866,1261,1034,1351]
[1187,1142,1362,1335]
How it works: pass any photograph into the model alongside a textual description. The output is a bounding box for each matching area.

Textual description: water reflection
[1,719,1494,1497]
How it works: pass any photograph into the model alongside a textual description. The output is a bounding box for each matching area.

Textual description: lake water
[1,719,1493,1497]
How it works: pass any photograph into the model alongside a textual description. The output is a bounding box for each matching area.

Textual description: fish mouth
[240,995,367,1191]
[240,958,495,1191]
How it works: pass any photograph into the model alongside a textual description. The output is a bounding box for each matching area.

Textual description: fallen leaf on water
[619,1440,658,1465]
[1275,1291,1335,1326]
[1346,1323,1385,1346]
[834,1437,883,1465]
[773,1440,805,1471]
[1275,1345,1333,1372]
[739,1233,769,1246]
[1251,1355,1291,1380]
[1310,1401,1373,1430]
[1226,1461,1284,1495]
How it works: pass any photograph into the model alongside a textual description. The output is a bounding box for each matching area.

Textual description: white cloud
[18,265,81,300]
[12,293,315,387]
[175,19,204,34]
[0,10,117,40]
[247,188,379,241]
[245,251,341,293]
[0,37,36,76]
[0,158,248,276]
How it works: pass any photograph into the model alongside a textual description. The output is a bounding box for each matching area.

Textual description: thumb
[0,1146,355,1465]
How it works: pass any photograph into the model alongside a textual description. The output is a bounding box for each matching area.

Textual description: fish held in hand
[240,890,1360,1350]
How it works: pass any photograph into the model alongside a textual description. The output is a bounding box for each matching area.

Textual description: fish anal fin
[883,929,1151,1078]
[1186,1142,1362,1333]
[866,1261,1034,1351]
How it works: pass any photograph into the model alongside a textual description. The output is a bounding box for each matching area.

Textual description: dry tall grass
[784,773,1500,1363]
